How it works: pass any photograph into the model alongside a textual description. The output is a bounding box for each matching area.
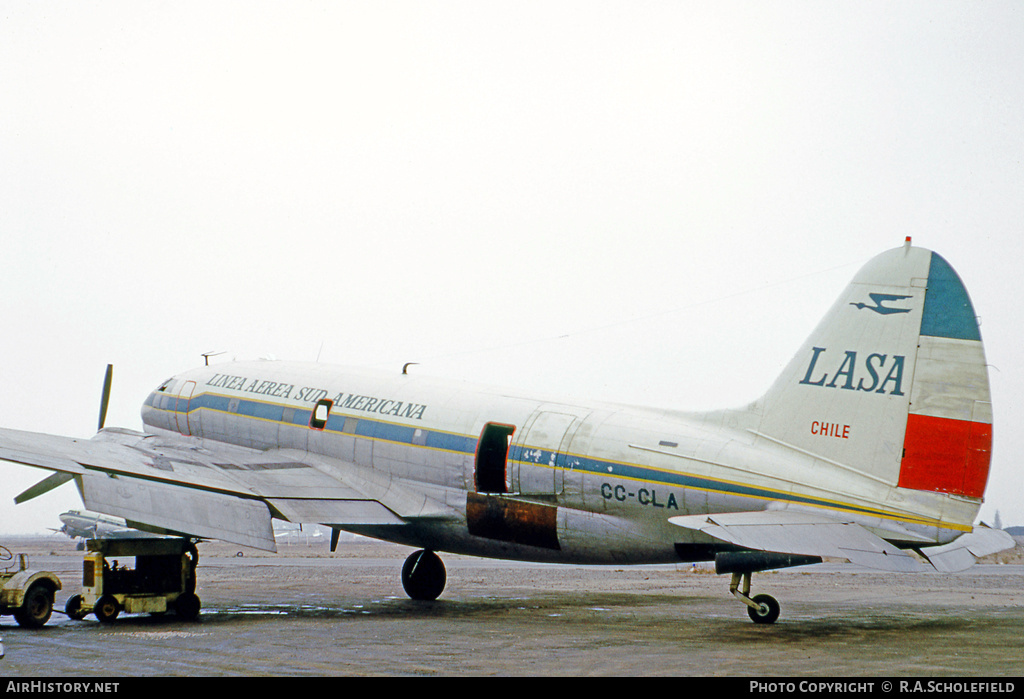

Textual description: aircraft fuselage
[139,359,958,565]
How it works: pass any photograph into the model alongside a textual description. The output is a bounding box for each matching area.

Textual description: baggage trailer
[64,538,200,623]
[0,545,62,628]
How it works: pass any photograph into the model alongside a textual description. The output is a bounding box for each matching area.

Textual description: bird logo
[850,293,913,315]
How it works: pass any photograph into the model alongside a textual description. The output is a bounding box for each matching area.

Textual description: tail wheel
[401,549,446,601]
[747,593,781,624]
[730,572,782,624]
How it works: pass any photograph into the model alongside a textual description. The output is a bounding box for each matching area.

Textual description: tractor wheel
[14,583,53,628]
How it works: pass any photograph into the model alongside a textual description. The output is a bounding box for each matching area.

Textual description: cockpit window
[157,378,174,392]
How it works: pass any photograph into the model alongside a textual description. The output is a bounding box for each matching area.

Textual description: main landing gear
[730,571,780,624]
[401,549,446,601]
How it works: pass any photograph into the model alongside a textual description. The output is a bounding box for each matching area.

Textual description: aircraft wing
[0,426,456,552]
[668,510,926,572]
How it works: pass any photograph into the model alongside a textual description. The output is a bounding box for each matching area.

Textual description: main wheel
[401,549,446,601]
[94,595,120,623]
[14,583,53,628]
[65,594,88,621]
[747,593,780,624]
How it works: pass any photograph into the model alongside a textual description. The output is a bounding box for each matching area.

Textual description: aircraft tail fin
[753,239,993,524]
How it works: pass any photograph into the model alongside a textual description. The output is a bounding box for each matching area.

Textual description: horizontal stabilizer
[918,525,1016,573]
[669,510,925,572]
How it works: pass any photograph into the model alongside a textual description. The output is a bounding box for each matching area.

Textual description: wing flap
[669,510,925,572]
[294,449,456,520]
[267,498,404,525]
[80,472,276,552]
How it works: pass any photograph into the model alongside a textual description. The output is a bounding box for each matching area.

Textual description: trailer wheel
[94,595,120,623]
[175,592,201,621]
[65,594,88,621]
[14,583,53,628]
[184,544,199,594]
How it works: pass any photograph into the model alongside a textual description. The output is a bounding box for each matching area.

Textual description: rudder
[899,252,992,498]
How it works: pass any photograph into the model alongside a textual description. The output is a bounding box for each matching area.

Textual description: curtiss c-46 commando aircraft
[1,240,1014,623]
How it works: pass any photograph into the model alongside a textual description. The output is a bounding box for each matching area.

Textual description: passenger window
[412,428,428,446]
[310,399,333,430]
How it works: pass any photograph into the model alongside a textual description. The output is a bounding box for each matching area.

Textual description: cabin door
[513,411,580,496]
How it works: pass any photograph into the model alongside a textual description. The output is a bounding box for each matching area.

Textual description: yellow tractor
[0,545,62,628]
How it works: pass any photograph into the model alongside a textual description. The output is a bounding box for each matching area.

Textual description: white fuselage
[139,360,962,564]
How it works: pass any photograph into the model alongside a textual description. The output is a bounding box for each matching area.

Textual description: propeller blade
[98,363,113,431]
[15,472,74,504]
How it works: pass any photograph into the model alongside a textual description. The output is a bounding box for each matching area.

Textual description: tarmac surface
[1,534,1023,677]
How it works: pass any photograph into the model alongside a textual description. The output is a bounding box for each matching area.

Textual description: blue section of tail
[920,253,981,341]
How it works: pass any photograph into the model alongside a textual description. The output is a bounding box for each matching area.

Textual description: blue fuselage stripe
[147,390,916,523]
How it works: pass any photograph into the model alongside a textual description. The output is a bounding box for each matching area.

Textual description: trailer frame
[64,537,200,623]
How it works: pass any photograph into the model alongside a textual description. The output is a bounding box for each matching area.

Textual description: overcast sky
[2,1,1022,536]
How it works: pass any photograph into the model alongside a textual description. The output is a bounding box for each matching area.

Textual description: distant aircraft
[53,510,149,540]
[1,240,1013,623]
[272,521,326,540]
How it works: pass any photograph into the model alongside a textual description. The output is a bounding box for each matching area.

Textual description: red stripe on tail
[899,414,992,498]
